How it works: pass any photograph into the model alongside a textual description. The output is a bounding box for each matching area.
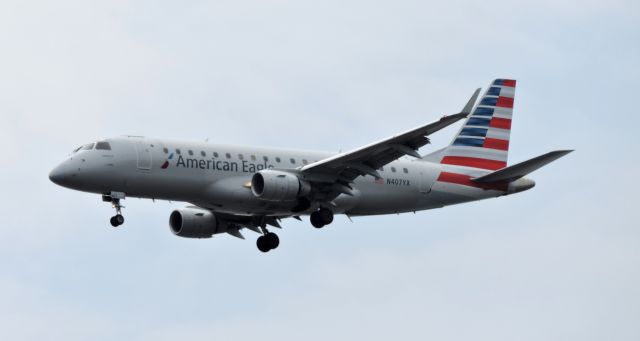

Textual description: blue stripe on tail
[453,137,485,147]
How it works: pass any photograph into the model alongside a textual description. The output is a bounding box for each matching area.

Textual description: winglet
[461,88,481,115]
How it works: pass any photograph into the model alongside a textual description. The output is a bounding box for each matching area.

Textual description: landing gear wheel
[257,236,270,252]
[110,214,125,227]
[265,232,280,249]
[318,208,334,225]
[257,232,280,252]
[310,211,325,229]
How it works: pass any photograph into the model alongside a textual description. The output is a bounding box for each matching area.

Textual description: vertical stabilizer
[437,79,516,170]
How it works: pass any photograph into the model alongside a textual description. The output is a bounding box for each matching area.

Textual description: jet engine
[251,170,311,201]
[169,207,218,238]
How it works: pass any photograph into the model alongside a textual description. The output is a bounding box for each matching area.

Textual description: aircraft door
[134,140,152,171]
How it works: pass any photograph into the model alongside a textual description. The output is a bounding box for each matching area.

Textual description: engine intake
[169,207,217,238]
[251,170,311,201]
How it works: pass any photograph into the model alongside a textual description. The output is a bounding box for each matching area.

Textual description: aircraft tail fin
[428,79,517,170]
[472,150,573,184]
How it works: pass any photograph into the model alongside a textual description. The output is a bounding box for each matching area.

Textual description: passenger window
[95,142,111,150]
[290,158,296,164]
[302,159,308,165]
[250,155,256,161]
[213,152,219,158]
[276,157,281,163]
[188,150,194,156]
[238,154,244,160]
[391,167,396,173]
[200,151,206,157]
[263,156,269,162]
[176,149,181,155]
[226,153,231,159]
[162,147,168,154]
[403,168,408,174]
[380,167,384,171]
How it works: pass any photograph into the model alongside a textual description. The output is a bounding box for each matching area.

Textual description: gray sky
[1,0,639,340]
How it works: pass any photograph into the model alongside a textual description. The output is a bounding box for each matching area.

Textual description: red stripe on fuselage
[441,156,506,170]
[437,172,476,187]
[490,117,511,130]
[483,137,509,151]
[437,172,508,191]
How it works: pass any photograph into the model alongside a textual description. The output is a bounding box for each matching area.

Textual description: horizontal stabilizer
[472,150,573,184]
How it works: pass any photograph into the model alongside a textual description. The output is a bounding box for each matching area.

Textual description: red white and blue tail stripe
[439,79,516,171]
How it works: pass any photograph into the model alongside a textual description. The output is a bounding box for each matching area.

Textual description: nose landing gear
[103,192,126,227]
[109,213,125,227]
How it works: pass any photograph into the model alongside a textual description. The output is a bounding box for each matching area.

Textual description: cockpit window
[80,143,95,151]
[95,142,111,150]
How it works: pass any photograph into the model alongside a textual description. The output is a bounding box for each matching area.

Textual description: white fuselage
[49,136,532,218]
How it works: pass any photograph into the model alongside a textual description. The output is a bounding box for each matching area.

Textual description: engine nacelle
[251,170,311,201]
[169,207,218,238]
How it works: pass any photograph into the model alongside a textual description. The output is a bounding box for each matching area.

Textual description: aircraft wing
[299,89,480,185]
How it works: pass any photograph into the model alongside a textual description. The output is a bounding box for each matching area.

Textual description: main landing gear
[310,208,334,229]
[103,192,126,227]
[256,227,280,253]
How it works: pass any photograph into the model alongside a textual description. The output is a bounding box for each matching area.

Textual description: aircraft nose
[49,163,69,185]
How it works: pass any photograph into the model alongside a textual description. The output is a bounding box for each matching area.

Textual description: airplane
[49,79,572,252]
